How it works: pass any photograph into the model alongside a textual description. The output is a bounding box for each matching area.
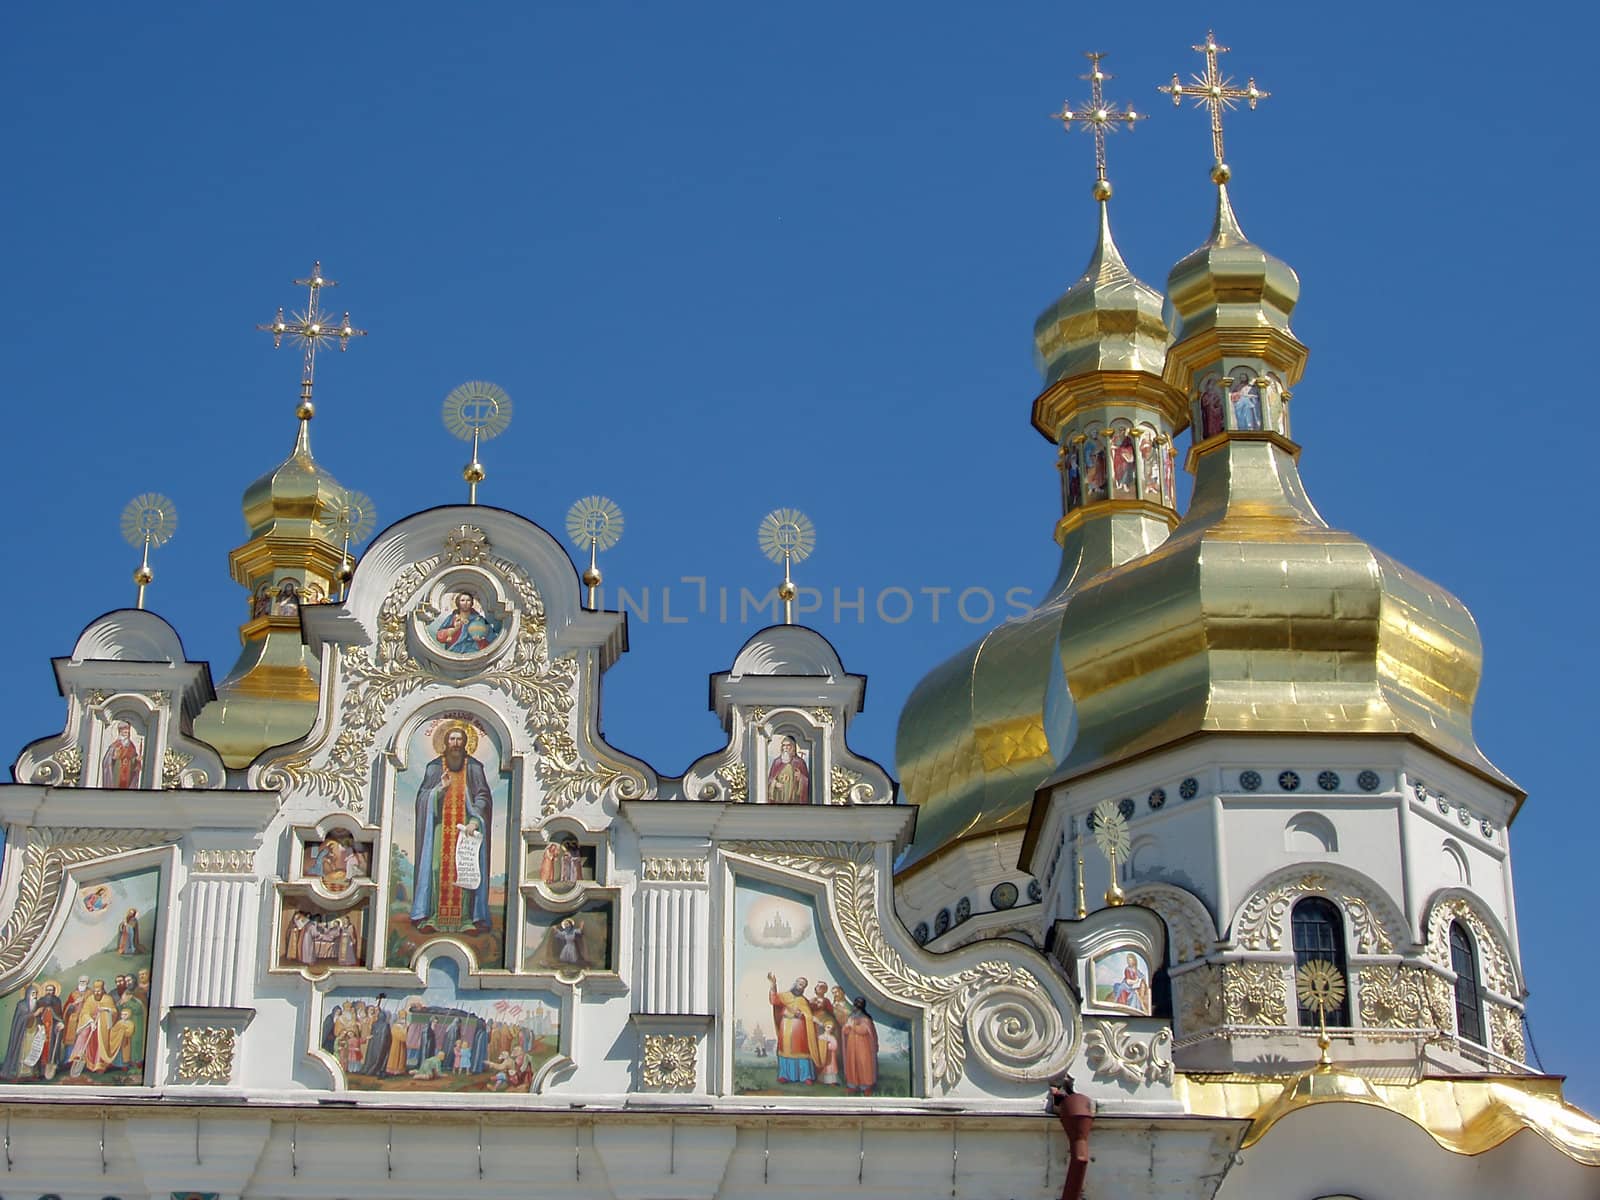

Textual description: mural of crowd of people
[329,964,561,1094]
[302,830,370,893]
[1060,423,1175,514]
[1194,370,1288,441]
[387,714,510,969]
[733,880,912,1096]
[422,589,504,655]
[0,866,159,1085]
[279,904,367,973]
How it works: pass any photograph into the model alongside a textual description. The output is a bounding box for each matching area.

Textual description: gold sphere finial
[778,580,799,602]
[464,460,486,484]
[582,566,603,589]
[133,565,154,586]
[1092,179,1113,202]
[338,557,355,584]
[1211,161,1231,184]
[296,399,315,421]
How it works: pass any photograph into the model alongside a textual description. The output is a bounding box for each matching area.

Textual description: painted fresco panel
[524,898,615,974]
[1090,948,1153,1015]
[387,712,510,969]
[327,961,559,1093]
[0,864,160,1085]
[732,878,913,1097]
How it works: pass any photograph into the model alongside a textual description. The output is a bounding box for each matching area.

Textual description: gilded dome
[240,420,348,540]
[897,202,1181,871]
[1049,185,1514,792]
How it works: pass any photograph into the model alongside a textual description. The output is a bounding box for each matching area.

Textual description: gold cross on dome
[257,260,367,420]
[1050,52,1145,198]
[1159,31,1270,169]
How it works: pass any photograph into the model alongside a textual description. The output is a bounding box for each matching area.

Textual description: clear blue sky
[4,3,1596,1109]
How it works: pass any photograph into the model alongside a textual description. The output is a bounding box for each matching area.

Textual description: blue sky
[4,3,1596,1108]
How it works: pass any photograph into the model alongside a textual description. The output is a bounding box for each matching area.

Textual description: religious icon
[281,904,367,973]
[534,835,594,895]
[1109,429,1137,499]
[1082,437,1109,502]
[0,865,159,1086]
[303,831,369,893]
[272,578,303,616]
[733,881,912,1096]
[387,714,508,969]
[1064,449,1083,511]
[424,590,503,655]
[1091,948,1153,1015]
[1228,374,1263,431]
[1198,375,1226,439]
[765,734,812,805]
[251,582,273,618]
[99,718,142,789]
[329,962,560,1094]
[524,900,614,974]
[1139,434,1163,504]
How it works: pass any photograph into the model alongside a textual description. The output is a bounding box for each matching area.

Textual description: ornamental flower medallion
[642,1034,697,1090]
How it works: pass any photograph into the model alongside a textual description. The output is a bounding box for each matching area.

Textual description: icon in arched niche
[325,960,561,1093]
[1082,434,1109,502]
[532,834,595,895]
[388,713,509,969]
[99,715,144,788]
[524,899,615,974]
[280,903,367,973]
[1228,373,1263,431]
[303,830,370,894]
[1109,428,1137,499]
[423,588,504,655]
[0,864,160,1085]
[1090,947,1153,1016]
[763,731,813,805]
[733,879,913,1096]
[1198,374,1226,439]
[1139,432,1163,504]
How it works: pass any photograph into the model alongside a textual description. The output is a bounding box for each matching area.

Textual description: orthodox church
[1,33,1597,1200]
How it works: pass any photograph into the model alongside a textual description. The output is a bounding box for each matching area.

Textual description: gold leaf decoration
[176,1026,235,1082]
[641,1034,697,1089]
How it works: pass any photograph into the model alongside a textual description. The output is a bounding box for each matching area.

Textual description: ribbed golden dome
[1033,205,1171,388]
[897,202,1183,872]
[1048,185,1514,792]
[196,419,351,768]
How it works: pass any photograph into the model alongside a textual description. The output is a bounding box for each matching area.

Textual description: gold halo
[429,719,481,757]
[758,508,815,564]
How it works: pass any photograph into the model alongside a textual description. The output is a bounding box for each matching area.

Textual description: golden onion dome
[196,418,352,768]
[897,201,1182,872]
[1047,184,1515,793]
[1033,204,1171,387]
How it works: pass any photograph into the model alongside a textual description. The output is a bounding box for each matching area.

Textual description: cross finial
[1050,51,1145,202]
[1158,30,1270,182]
[257,261,367,424]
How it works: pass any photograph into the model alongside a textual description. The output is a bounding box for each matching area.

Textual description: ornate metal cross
[257,261,366,419]
[1159,31,1269,168]
[1050,52,1145,197]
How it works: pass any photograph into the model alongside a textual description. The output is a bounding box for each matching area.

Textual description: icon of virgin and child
[425,590,502,654]
[408,722,494,934]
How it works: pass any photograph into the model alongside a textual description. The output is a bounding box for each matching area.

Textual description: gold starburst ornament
[758,508,815,625]
[120,492,178,611]
[442,381,514,504]
[567,496,624,608]
[1296,959,1347,1066]
[330,489,377,599]
[1159,30,1270,184]
[1090,798,1129,907]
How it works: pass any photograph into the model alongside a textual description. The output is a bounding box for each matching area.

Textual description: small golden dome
[239,420,348,540]
[1033,204,1172,389]
[1163,184,1307,387]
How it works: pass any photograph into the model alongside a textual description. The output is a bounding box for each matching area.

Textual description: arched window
[1291,897,1350,1026]
[1450,920,1484,1045]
